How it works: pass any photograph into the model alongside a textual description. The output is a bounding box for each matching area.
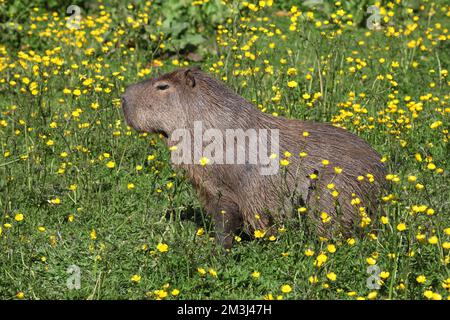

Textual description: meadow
[0,0,449,300]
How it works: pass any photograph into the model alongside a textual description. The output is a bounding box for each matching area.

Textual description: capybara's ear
[184,69,196,88]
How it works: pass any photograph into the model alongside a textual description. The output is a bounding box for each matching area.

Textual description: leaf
[168,21,190,38]
[183,34,205,46]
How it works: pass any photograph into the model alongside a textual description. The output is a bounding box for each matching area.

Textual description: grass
[0,0,449,300]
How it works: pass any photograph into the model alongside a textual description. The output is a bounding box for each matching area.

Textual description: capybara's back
[122,68,387,248]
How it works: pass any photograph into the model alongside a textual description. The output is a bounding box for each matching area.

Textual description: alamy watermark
[170,121,280,176]
[67,264,81,290]
[366,5,382,30]
[66,5,82,30]
[366,265,381,290]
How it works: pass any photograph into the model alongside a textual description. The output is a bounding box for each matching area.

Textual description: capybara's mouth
[122,111,140,131]
[121,96,141,131]
[153,129,168,139]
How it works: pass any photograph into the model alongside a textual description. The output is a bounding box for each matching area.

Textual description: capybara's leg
[208,201,242,249]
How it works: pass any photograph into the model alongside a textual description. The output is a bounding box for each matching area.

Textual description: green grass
[0,1,449,300]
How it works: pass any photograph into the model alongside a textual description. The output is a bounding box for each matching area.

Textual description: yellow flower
[280,159,290,166]
[423,290,433,299]
[16,292,24,299]
[424,291,442,300]
[366,257,376,265]
[154,289,168,299]
[304,248,314,256]
[209,268,218,277]
[381,216,389,224]
[302,93,311,100]
[252,271,261,279]
[334,167,343,174]
[127,183,135,190]
[327,244,336,253]
[415,153,423,162]
[199,157,210,166]
[281,284,292,293]
[90,229,97,240]
[315,253,328,267]
[396,223,407,232]
[428,236,438,245]
[156,243,169,253]
[320,211,331,223]
[416,275,426,284]
[14,213,24,222]
[287,68,297,75]
[106,161,115,168]
[431,293,442,300]
[287,81,298,88]
[49,198,61,205]
[171,289,180,296]
[131,274,141,283]
[254,230,266,238]
[264,294,274,300]
[297,207,307,214]
[430,121,442,129]
[416,233,426,242]
[327,272,337,281]
[321,159,329,166]
[196,228,204,236]
[198,268,206,276]
[82,78,93,86]
[367,292,378,300]
[309,276,319,284]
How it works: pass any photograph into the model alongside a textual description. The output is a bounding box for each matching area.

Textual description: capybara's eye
[156,84,169,91]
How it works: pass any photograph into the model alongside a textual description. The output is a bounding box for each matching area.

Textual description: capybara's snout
[121,85,141,131]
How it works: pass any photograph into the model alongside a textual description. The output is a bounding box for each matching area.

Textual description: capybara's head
[122,68,198,136]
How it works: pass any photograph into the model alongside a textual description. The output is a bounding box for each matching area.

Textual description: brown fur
[122,68,387,249]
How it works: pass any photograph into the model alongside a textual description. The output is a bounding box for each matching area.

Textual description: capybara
[122,68,386,249]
